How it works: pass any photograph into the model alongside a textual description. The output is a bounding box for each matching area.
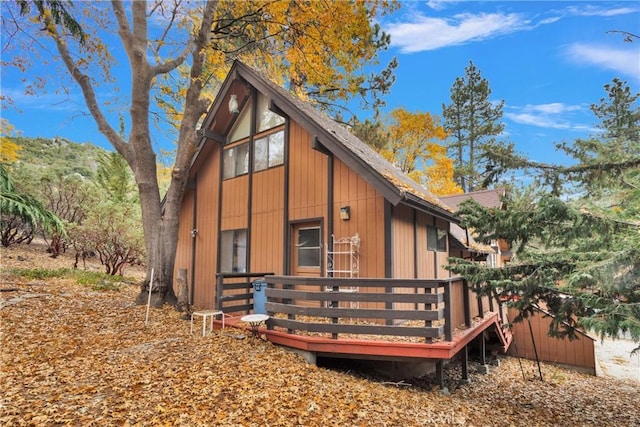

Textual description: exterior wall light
[340,206,350,221]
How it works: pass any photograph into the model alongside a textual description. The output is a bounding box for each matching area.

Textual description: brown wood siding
[174,188,194,295]
[391,204,415,279]
[416,212,435,279]
[390,205,416,315]
[251,166,285,275]
[507,307,596,374]
[435,218,450,278]
[332,158,386,280]
[220,175,249,230]
[288,121,328,222]
[192,146,220,308]
[449,281,466,330]
[174,142,221,309]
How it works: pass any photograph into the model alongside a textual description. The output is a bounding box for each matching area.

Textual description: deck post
[436,360,444,389]
[284,281,294,334]
[462,279,471,327]
[443,281,453,341]
[215,274,223,311]
[462,345,469,382]
[478,332,490,375]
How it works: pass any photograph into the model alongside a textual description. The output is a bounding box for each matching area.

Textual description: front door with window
[291,223,322,277]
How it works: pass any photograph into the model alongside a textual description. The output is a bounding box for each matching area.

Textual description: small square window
[253,130,284,172]
[223,142,249,179]
[427,226,447,252]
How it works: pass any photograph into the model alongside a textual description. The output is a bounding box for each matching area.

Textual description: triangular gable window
[257,93,285,132]
[228,101,251,143]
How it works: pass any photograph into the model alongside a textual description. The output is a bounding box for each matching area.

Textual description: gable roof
[441,188,506,255]
[440,188,505,211]
[195,60,457,223]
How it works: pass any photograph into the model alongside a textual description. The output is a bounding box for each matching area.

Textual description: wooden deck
[212,274,512,364]
[222,312,511,362]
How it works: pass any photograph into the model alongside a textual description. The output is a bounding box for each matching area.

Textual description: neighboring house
[441,188,512,267]
[173,61,510,383]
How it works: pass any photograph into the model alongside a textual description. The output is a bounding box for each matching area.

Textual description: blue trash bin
[253,280,267,314]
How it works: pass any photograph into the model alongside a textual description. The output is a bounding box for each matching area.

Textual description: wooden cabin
[174,61,510,382]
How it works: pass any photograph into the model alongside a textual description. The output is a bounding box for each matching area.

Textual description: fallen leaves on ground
[1,245,638,426]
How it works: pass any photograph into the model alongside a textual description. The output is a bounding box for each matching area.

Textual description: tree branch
[42,8,128,157]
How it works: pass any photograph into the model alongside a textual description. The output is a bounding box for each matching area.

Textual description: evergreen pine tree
[447,78,640,349]
[442,61,505,192]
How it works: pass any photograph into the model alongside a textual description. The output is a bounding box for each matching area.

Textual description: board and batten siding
[192,146,221,308]
[220,174,249,231]
[332,157,386,280]
[174,141,221,309]
[508,307,596,374]
[174,188,194,296]
[251,166,285,275]
[288,122,328,224]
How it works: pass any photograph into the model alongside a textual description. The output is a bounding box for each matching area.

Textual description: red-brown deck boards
[216,313,511,361]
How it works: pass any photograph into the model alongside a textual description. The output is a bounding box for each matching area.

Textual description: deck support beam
[461,345,469,382]
[435,360,444,389]
[478,332,490,375]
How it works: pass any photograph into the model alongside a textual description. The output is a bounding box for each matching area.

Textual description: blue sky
[1,1,639,167]
[376,0,640,164]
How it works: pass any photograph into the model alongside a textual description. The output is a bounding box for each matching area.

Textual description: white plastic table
[191,310,225,336]
[240,314,269,337]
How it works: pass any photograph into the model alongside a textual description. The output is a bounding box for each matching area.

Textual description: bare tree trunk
[176,268,190,313]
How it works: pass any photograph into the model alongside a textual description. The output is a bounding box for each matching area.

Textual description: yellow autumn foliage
[382,108,462,196]
[158,0,398,131]
[0,119,22,163]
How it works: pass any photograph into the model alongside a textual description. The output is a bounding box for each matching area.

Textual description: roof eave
[402,193,460,224]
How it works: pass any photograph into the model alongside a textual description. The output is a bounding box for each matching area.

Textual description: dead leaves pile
[1,269,638,425]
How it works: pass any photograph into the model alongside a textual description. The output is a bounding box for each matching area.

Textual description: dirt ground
[595,337,640,382]
[1,243,639,426]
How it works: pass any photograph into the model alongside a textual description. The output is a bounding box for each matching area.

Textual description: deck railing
[263,275,478,342]
[215,272,274,314]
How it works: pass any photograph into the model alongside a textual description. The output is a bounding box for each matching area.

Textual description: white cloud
[1,87,82,112]
[426,0,459,11]
[565,43,640,81]
[386,12,527,53]
[565,5,638,17]
[505,103,594,132]
[539,16,562,25]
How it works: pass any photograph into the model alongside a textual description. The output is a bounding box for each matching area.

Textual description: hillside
[7,135,108,180]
